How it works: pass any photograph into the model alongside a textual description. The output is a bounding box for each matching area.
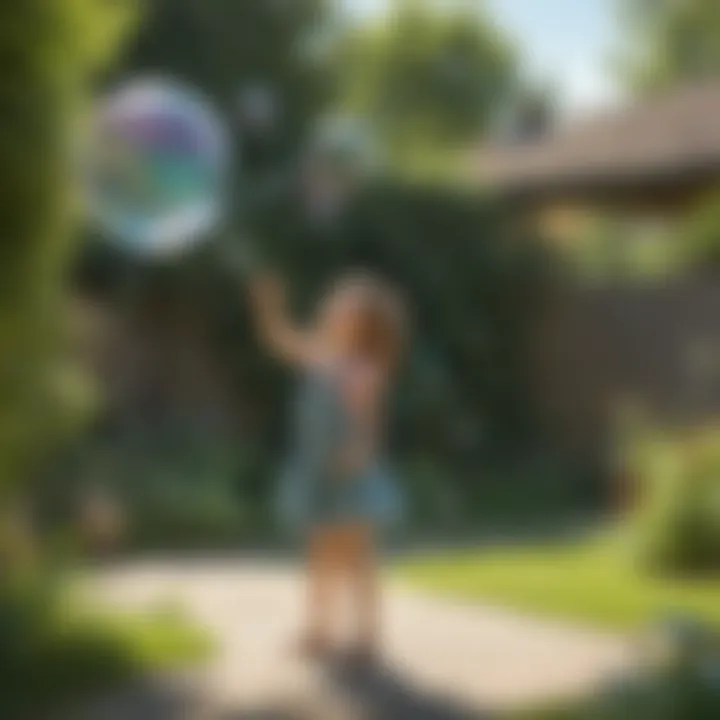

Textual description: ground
[71,558,634,719]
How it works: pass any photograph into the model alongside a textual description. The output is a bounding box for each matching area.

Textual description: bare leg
[302,528,336,657]
[346,524,380,657]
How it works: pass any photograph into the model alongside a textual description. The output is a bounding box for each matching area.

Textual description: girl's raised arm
[248,273,317,366]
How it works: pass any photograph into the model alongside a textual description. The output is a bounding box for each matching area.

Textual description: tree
[617,0,720,92]
[334,0,520,174]
[0,0,135,501]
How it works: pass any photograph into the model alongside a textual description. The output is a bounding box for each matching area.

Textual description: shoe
[343,642,379,670]
[295,635,331,661]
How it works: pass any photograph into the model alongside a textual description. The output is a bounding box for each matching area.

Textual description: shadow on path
[64,674,207,720]
[70,660,487,720]
[227,660,487,720]
[328,659,485,720]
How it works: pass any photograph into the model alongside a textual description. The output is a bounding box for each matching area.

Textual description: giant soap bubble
[89,79,229,257]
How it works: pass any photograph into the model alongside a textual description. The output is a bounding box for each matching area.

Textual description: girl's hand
[248,272,316,366]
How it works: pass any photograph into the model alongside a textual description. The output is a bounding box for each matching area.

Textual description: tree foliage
[333,0,519,174]
[617,0,720,92]
[0,0,136,496]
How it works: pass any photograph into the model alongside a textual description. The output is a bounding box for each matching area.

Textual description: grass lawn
[398,536,720,631]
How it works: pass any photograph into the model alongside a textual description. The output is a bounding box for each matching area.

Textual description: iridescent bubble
[89,78,229,257]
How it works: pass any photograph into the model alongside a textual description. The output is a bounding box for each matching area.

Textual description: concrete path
[76,558,634,719]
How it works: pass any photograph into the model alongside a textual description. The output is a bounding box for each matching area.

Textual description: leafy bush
[681,191,720,270]
[0,571,210,716]
[627,426,720,573]
[75,183,552,542]
[80,439,252,550]
[400,456,466,531]
[128,478,246,550]
[0,0,136,498]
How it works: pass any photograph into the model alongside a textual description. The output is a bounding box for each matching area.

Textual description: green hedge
[75,182,555,536]
[0,1,135,499]
[0,570,210,716]
[628,426,720,573]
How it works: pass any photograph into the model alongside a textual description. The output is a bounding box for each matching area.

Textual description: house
[480,81,720,214]
[479,82,720,452]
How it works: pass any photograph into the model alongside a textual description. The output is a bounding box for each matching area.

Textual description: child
[249,270,406,662]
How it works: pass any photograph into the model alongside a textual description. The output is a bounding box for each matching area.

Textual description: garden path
[77,558,634,719]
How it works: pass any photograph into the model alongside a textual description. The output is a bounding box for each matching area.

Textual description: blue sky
[342,0,620,116]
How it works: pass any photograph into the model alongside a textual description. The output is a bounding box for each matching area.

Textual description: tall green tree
[334,0,519,174]
[0,0,135,498]
[617,0,720,92]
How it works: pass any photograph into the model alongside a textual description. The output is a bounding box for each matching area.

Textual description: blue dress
[276,367,403,533]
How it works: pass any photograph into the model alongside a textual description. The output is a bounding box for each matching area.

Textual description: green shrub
[95,440,251,550]
[628,426,720,573]
[0,571,210,716]
[401,456,466,531]
[681,191,720,270]
[75,183,552,543]
[0,0,136,497]
[129,475,246,549]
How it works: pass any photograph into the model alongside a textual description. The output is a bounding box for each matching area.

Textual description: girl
[249,270,406,662]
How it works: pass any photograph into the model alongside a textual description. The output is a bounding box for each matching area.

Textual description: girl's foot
[296,634,331,661]
[345,641,379,669]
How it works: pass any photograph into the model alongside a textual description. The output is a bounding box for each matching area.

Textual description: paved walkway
[77,558,634,719]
